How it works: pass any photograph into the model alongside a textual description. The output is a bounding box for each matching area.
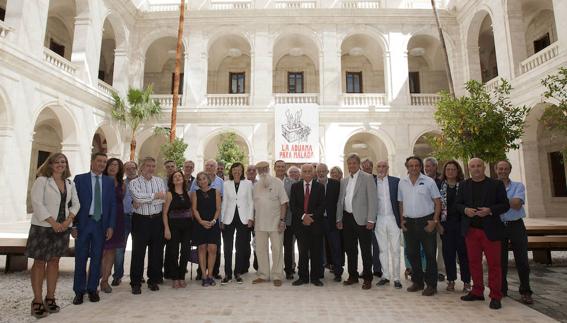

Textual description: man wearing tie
[289,164,325,286]
[316,163,343,282]
[336,154,378,290]
[72,152,116,304]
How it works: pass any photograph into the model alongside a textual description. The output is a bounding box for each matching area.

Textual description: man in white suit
[336,153,378,290]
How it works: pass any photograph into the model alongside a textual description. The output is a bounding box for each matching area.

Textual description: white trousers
[255,230,284,281]
[375,216,401,282]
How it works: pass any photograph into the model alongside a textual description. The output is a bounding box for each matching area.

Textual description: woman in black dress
[27,153,80,318]
[191,171,221,287]
[163,170,192,288]
[439,160,471,292]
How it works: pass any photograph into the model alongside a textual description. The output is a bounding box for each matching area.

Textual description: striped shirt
[129,175,167,215]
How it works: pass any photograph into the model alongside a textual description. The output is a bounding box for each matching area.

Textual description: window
[229,72,245,94]
[170,73,184,94]
[37,151,51,169]
[534,33,551,54]
[49,39,65,57]
[409,72,420,93]
[0,7,5,21]
[346,72,363,93]
[288,72,304,93]
[98,71,105,82]
[549,151,567,197]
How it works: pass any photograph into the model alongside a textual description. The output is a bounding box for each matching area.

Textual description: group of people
[26,151,533,318]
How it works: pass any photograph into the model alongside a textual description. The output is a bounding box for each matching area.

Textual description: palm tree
[170,0,185,142]
[111,85,161,160]
[431,0,455,97]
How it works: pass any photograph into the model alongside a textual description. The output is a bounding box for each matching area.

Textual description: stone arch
[91,122,122,157]
[198,128,253,162]
[342,130,392,174]
[143,36,187,95]
[207,33,252,94]
[102,10,128,50]
[139,27,188,59]
[406,34,450,93]
[339,25,389,53]
[202,131,251,167]
[411,130,442,159]
[340,32,387,93]
[206,28,253,54]
[465,8,498,82]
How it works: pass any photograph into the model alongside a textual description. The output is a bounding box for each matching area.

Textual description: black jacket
[289,180,325,235]
[455,177,509,241]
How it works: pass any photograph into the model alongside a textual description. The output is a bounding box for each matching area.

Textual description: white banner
[274,104,319,163]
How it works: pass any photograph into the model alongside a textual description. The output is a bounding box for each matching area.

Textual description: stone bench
[0,237,75,273]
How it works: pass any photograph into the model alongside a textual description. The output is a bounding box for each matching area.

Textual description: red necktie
[304,183,310,213]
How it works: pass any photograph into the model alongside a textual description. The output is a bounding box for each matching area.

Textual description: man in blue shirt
[495,160,533,305]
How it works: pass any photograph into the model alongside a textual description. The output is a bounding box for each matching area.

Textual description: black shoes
[311,280,324,287]
[235,275,243,284]
[489,299,502,310]
[131,285,142,295]
[438,273,446,282]
[422,286,437,296]
[111,278,121,286]
[72,294,84,305]
[148,283,160,291]
[333,275,342,282]
[221,277,232,285]
[214,274,222,280]
[292,279,307,286]
[373,271,383,278]
[44,298,60,313]
[87,292,100,302]
[376,279,390,286]
[394,281,403,289]
[461,293,485,301]
[195,273,202,281]
[285,273,294,280]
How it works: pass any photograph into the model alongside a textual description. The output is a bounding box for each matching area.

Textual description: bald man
[456,158,509,310]
[289,164,326,286]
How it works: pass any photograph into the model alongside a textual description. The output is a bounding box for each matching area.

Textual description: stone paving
[0,253,562,323]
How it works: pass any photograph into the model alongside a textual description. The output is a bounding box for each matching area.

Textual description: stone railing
[410,94,441,106]
[146,2,186,11]
[206,94,250,106]
[341,93,386,107]
[274,0,317,9]
[43,48,77,75]
[151,94,183,109]
[484,77,500,93]
[341,0,382,9]
[274,93,319,104]
[210,0,253,9]
[97,80,115,98]
[520,42,560,75]
[0,20,13,39]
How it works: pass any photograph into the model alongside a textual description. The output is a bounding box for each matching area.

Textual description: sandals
[44,297,60,313]
[31,301,48,318]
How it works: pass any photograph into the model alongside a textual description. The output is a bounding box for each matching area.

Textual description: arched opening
[478,14,498,83]
[407,35,449,94]
[44,0,76,60]
[343,132,388,174]
[207,34,251,96]
[412,132,441,159]
[27,107,65,212]
[138,134,168,175]
[98,18,117,85]
[522,103,567,218]
[340,34,386,94]
[203,132,250,167]
[143,37,186,95]
[92,128,108,154]
[0,0,6,21]
[273,34,320,94]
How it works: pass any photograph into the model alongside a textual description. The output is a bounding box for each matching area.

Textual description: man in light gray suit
[336,153,378,290]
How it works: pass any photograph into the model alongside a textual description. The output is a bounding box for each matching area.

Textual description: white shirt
[397,173,441,218]
[129,175,167,215]
[303,180,313,196]
[376,176,395,218]
[344,170,360,213]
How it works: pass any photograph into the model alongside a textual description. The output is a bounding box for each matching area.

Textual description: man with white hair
[190,159,224,280]
[252,161,289,287]
[374,160,402,289]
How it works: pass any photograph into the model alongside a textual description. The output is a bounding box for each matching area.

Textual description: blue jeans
[112,213,132,280]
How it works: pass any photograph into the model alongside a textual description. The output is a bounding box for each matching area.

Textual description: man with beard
[252,161,288,287]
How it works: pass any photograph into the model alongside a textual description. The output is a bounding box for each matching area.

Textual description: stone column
[491,3,514,80]
[185,33,207,107]
[4,0,49,59]
[112,48,130,96]
[71,15,104,86]
[386,32,411,106]
[504,0,528,78]
[251,30,273,107]
[552,0,567,46]
[319,29,341,105]
[0,127,30,222]
[128,51,145,90]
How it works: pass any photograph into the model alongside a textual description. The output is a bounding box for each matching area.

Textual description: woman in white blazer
[220,162,254,284]
[26,153,80,318]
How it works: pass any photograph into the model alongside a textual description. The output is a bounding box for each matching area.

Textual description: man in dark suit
[362,158,382,278]
[289,163,326,286]
[456,158,509,310]
[72,152,116,305]
[316,163,343,282]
